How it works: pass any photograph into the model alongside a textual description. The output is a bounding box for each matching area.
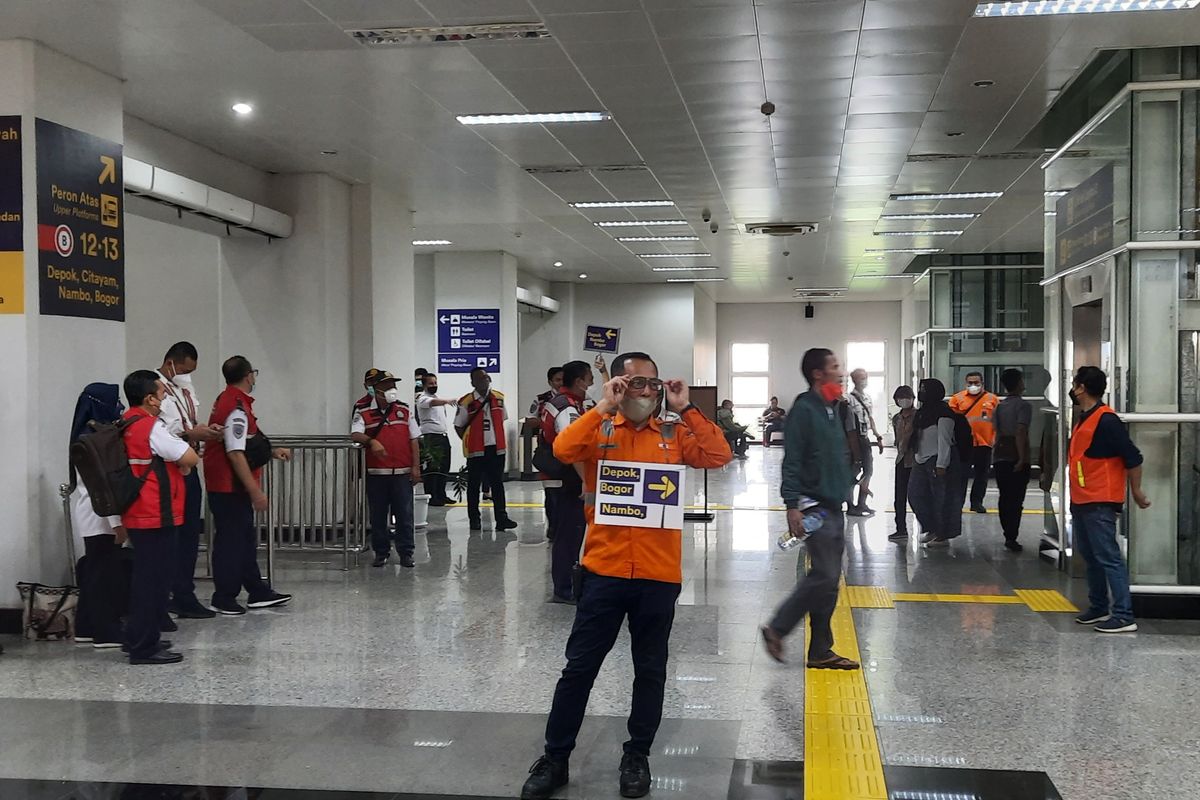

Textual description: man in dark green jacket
[760,348,860,670]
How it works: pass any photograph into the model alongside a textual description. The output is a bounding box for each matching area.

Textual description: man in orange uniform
[949,370,1000,513]
[520,352,732,800]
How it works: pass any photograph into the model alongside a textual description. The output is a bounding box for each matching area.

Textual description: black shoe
[130,650,183,665]
[442,499,458,507]
[521,755,569,800]
[469,520,483,531]
[248,591,292,609]
[971,504,988,514]
[619,752,652,798]
[160,617,178,633]
[172,602,216,620]
[210,599,247,616]
[427,499,446,507]
[497,518,519,531]
[123,640,172,654]
[549,594,577,605]
[845,505,866,517]
[1004,539,1024,552]
[887,531,908,542]
[400,554,415,568]
[372,554,389,568]
[860,505,876,515]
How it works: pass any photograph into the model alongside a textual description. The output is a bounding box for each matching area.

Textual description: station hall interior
[3,1,1200,799]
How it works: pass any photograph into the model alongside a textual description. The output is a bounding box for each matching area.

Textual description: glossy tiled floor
[0,448,1196,799]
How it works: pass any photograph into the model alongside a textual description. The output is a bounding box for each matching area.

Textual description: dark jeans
[908,457,967,539]
[550,489,586,599]
[968,445,992,508]
[75,534,128,643]
[544,484,561,541]
[1072,504,1134,620]
[993,461,1030,542]
[126,528,175,659]
[366,474,415,557]
[421,434,451,503]
[768,508,845,660]
[544,573,681,760]
[171,469,203,607]
[894,465,912,534]
[467,446,509,524]
[209,492,270,606]
[763,421,785,446]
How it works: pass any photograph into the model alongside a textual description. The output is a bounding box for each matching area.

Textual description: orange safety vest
[1069,404,1128,505]
[950,390,999,447]
[553,407,733,584]
[458,390,507,458]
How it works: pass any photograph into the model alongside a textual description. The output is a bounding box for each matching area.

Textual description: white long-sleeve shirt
[914,417,955,470]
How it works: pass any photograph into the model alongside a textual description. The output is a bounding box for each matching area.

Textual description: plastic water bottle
[776,496,828,551]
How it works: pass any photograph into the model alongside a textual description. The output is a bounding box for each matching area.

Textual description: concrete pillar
[0,40,125,601]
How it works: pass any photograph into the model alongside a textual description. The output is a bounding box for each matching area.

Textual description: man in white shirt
[155,342,224,620]
[415,372,458,506]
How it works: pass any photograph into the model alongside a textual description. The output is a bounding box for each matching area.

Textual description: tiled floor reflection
[0,781,511,800]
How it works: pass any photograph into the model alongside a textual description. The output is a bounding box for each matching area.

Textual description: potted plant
[415,440,469,525]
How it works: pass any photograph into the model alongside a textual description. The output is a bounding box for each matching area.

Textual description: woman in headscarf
[906,378,967,548]
[70,383,128,648]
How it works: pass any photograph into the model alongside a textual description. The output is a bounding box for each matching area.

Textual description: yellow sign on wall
[0,115,22,314]
[0,251,23,314]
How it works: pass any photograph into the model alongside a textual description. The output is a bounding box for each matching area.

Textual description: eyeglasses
[251,369,260,377]
[627,377,664,391]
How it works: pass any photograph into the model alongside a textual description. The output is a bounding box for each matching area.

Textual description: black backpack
[949,411,975,463]
[69,418,161,517]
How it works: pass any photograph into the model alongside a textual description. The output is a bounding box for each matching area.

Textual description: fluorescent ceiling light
[667,278,725,282]
[578,273,588,279]
[412,239,451,246]
[616,235,700,242]
[975,0,1200,17]
[875,230,964,237]
[852,274,918,280]
[457,111,611,125]
[553,260,564,267]
[1045,211,1058,216]
[595,220,688,228]
[891,191,1003,201]
[1045,190,1070,197]
[570,200,675,208]
[348,22,550,46]
[865,248,944,254]
[231,103,253,115]
[881,213,979,220]
[639,253,711,258]
[651,266,719,272]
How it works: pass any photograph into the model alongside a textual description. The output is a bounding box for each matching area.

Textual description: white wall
[413,253,436,372]
[693,286,717,386]
[717,301,903,406]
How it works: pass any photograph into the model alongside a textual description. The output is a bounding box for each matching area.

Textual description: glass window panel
[731,343,769,373]
[732,376,768,407]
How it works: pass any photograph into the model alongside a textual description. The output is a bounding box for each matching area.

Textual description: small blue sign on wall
[437,308,500,373]
[583,324,620,353]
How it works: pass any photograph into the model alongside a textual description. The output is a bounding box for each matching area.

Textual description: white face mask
[621,395,658,424]
[967,384,983,396]
[897,398,913,409]
[172,372,193,389]
[383,388,402,404]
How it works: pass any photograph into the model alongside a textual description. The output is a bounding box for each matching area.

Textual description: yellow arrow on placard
[98,156,116,185]
[606,329,617,339]
[647,474,676,500]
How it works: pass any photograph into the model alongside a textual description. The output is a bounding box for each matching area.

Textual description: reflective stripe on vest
[1068,404,1128,504]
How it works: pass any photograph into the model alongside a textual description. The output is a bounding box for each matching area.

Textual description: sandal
[760,625,785,663]
[806,654,861,670]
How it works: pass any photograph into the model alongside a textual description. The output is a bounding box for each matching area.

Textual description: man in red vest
[540,360,593,603]
[351,370,422,568]
[119,370,198,665]
[455,367,517,532]
[1068,366,1150,634]
[204,356,293,616]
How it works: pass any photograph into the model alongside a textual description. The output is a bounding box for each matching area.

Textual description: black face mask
[1070,388,1080,406]
[427,386,438,394]
[917,390,927,403]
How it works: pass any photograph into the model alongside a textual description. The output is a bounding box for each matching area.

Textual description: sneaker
[211,599,247,616]
[846,505,867,517]
[372,554,389,568]
[860,505,876,516]
[1004,540,1024,552]
[923,537,950,548]
[248,591,292,609]
[887,531,909,542]
[619,753,652,799]
[1096,618,1138,634]
[399,554,415,568]
[1075,609,1111,625]
[497,519,519,531]
[91,640,122,650]
[971,504,988,514]
[172,602,217,620]
[74,636,94,644]
[520,756,569,800]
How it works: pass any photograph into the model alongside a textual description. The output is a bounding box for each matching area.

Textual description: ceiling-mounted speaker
[804,303,815,319]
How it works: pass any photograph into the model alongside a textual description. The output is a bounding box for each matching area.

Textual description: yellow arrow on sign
[98,156,116,185]
[647,474,676,500]
[606,329,617,339]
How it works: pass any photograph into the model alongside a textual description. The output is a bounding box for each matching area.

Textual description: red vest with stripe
[120,408,185,529]
[1069,404,1128,505]
[204,386,260,493]
[459,390,507,458]
[540,390,586,446]
[361,401,417,474]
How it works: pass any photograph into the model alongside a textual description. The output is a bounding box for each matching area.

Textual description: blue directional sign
[584,324,620,353]
[437,308,500,373]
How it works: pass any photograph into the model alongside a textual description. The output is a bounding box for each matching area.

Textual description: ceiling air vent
[346,23,550,47]
[745,222,819,237]
[793,288,846,299]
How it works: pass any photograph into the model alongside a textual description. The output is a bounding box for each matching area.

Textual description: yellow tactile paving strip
[804,579,888,800]
[849,586,1078,613]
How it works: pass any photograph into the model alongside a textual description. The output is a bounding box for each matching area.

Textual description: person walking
[889,385,917,543]
[992,369,1033,552]
[1069,366,1150,634]
[949,371,999,513]
[759,348,860,670]
[846,369,885,516]
[907,379,967,548]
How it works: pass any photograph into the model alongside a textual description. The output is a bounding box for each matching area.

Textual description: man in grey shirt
[992,369,1032,551]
